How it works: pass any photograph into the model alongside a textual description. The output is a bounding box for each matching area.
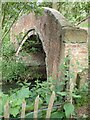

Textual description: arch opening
[20,33,47,86]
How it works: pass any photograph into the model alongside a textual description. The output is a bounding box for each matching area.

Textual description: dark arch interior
[22,34,47,85]
[22,34,45,53]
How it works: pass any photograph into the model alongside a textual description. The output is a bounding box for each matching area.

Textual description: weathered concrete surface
[62,27,87,43]
[10,7,88,84]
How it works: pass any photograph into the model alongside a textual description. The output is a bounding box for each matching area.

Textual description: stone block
[62,27,87,43]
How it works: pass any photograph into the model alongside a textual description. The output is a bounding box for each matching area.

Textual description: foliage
[39,2,90,25]
[1,56,88,118]
[2,59,26,82]
[22,35,43,53]
[9,86,30,117]
[0,86,30,117]
[1,36,26,82]
[57,2,90,25]
[64,103,74,118]
[1,78,88,118]
[25,56,88,118]
[73,82,88,108]
[51,111,65,118]
[1,1,43,42]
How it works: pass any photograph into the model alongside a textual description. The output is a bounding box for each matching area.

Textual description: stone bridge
[10,7,88,89]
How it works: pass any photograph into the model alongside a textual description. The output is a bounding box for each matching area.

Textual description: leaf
[64,103,74,118]
[56,85,64,91]
[51,111,64,118]
[57,92,67,96]
[26,103,34,111]
[17,87,30,99]
[10,106,20,117]
[10,98,22,107]
[72,93,81,98]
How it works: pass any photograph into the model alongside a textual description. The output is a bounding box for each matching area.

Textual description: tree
[1,1,42,43]
[39,2,90,25]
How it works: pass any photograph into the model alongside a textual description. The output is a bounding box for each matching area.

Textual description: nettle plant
[1,55,88,118]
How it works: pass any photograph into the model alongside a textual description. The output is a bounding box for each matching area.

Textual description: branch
[75,16,89,26]
[1,2,28,43]
[1,3,7,27]
[2,10,23,42]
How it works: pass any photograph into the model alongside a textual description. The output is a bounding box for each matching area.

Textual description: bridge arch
[10,7,87,81]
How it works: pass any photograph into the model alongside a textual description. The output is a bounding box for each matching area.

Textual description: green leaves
[64,103,74,118]
[51,111,64,118]
[17,87,30,99]
[7,87,30,117]
[10,106,20,117]
[72,93,81,98]
[2,58,26,82]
